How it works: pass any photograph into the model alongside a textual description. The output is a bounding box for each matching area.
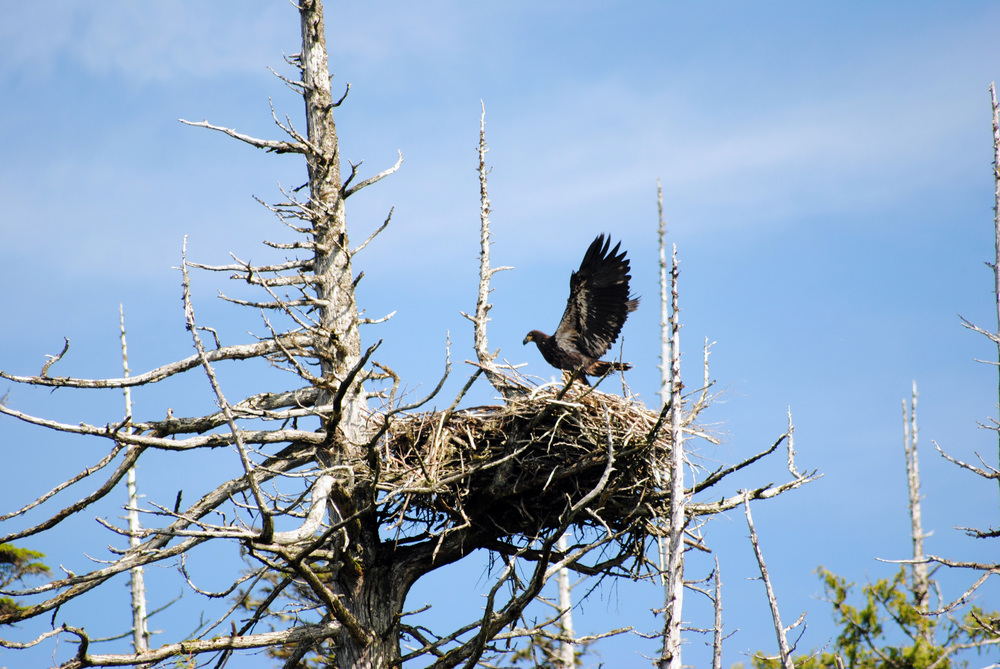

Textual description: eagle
[523,234,639,384]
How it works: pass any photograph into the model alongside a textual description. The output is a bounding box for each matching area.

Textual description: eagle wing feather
[552,234,637,361]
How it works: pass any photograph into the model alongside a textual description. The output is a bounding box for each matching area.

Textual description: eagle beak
[522,333,531,345]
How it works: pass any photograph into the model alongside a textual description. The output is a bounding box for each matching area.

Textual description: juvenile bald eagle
[523,234,638,384]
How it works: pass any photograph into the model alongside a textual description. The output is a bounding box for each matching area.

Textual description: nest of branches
[377,383,671,546]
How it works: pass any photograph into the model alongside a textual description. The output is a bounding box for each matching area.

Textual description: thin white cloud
[0,1,291,82]
[487,34,992,239]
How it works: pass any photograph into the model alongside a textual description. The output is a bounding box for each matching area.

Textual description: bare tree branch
[57,620,344,669]
[352,207,393,255]
[343,151,403,197]
[40,337,70,377]
[0,333,311,389]
[712,556,724,669]
[178,118,306,154]
[744,493,796,669]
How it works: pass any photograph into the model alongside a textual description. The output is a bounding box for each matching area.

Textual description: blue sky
[2,2,1000,667]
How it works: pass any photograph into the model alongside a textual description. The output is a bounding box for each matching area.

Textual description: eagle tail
[586,360,633,376]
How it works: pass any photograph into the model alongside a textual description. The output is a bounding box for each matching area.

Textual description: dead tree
[916,82,1000,656]
[647,183,816,669]
[902,382,932,639]
[118,307,150,657]
[0,3,818,667]
[942,83,1000,570]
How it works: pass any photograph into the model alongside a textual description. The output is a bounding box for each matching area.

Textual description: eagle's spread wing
[553,234,638,361]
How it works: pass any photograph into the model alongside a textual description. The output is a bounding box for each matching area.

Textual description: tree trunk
[299,0,367,446]
[331,563,408,668]
[298,2,393,666]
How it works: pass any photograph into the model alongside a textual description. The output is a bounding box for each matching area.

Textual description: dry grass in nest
[378,384,672,542]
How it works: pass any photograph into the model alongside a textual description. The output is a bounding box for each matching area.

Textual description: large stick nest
[378,385,672,542]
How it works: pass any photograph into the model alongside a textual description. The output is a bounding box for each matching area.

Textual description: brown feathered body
[524,234,639,384]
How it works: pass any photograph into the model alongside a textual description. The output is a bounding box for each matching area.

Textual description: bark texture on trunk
[298,3,398,665]
[331,562,409,668]
[299,0,367,447]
